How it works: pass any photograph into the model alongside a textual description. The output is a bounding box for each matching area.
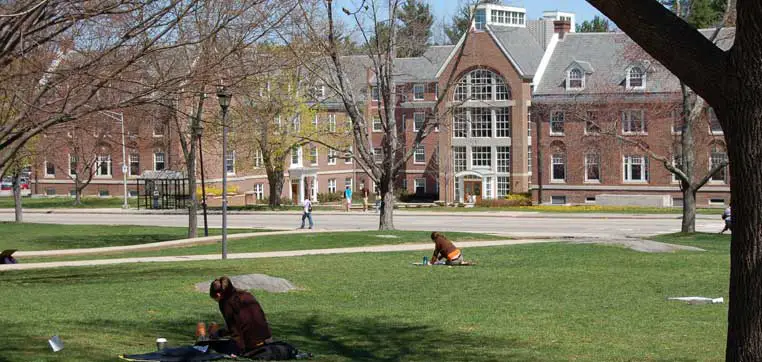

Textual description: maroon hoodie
[218,290,272,352]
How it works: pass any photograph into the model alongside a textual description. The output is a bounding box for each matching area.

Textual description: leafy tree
[660,0,727,28]
[576,15,611,32]
[397,0,434,57]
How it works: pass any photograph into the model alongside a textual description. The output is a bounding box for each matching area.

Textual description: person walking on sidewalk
[300,197,313,229]
[344,186,352,212]
[361,185,370,212]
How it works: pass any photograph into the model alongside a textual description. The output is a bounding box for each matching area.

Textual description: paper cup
[156,337,167,351]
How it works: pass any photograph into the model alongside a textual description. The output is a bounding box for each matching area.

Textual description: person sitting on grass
[429,232,463,265]
[209,276,273,356]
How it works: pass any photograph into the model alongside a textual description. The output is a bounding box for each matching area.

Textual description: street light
[97,110,129,209]
[217,86,232,260]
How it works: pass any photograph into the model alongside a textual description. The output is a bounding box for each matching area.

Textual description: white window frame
[496,146,510,173]
[470,108,492,138]
[152,121,164,137]
[497,176,510,198]
[312,114,319,128]
[551,153,566,183]
[710,146,728,183]
[671,109,683,135]
[44,160,55,178]
[708,108,723,135]
[584,153,600,183]
[153,152,165,171]
[69,154,77,176]
[567,68,584,90]
[453,68,510,101]
[291,146,302,167]
[344,177,353,190]
[344,145,353,164]
[225,151,236,175]
[584,111,600,135]
[413,112,425,132]
[328,114,337,132]
[495,107,511,138]
[373,118,382,132]
[254,150,263,168]
[471,146,491,168]
[672,154,682,183]
[453,109,467,138]
[623,155,649,183]
[254,184,264,200]
[622,109,646,135]
[310,146,318,166]
[626,66,646,90]
[414,144,425,164]
[550,111,565,136]
[413,84,425,100]
[453,146,467,173]
[371,86,379,101]
[129,153,140,177]
[374,147,383,164]
[327,178,337,193]
[414,178,426,193]
[327,149,337,165]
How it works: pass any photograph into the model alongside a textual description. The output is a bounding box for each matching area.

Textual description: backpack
[245,341,300,360]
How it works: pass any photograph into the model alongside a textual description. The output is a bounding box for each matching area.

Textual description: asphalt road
[0,211,721,238]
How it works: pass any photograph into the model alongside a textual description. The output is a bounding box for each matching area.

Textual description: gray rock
[196,274,298,294]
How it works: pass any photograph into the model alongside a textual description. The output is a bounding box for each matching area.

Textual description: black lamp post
[217,86,231,260]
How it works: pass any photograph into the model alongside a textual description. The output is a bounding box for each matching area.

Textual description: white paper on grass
[48,335,63,352]
[668,297,724,304]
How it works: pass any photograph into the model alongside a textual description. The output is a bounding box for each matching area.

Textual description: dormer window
[567,68,584,89]
[627,66,645,89]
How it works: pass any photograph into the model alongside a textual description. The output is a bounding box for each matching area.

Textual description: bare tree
[582,0,762,359]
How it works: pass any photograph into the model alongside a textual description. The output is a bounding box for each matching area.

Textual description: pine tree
[397,0,434,57]
[444,0,502,44]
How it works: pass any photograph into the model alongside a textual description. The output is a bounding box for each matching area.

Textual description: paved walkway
[1,239,556,271]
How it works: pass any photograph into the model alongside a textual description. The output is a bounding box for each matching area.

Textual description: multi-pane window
[327,178,336,193]
[550,111,565,135]
[291,146,300,166]
[585,111,600,134]
[484,177,493,199]
[310,146,318,166]
[373,118,382,132]
[414,145,425,163]
[622,110,646,134]
[254,184,264,200]
[153,121,164,137]
[312,114,319,128]
[551,154,566,182]
[45,161,55,177]
[710,144,728,182]
[709,108,723,134]
[327,149,337,165]
[497,176,510,197]
[374,147,383,164]
[672,154,682,182]
[623,155,649,182]
[129,153,140,176]
[254,150,263,168]
[672,110,684,134]
[527,144,532,174]
[328,114,337,132]
[453,109,467,138]
[344,177,352,190]
[453,146,466,172]
[474,8,486,30]
[453,69,510,101]
[414,178,426,193]
[413,84,425,100]
[413,112,425,132]
[497,146,510,173]
[489,10,525,25]
[153,152,165,171]
[495,108,511,137]
[584,153,600,182]
[291,116,300,132]
[568,68,584,89]
[371,86,379,101]
[225,151,235,175]
[69,154,77,176]
[95,155,111,176]
[627,67,645,88]
[471,108,492,137]
[344,145,352,164]
[472,146,491,167]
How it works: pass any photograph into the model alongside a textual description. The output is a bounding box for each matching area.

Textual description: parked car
[1,176,29,191]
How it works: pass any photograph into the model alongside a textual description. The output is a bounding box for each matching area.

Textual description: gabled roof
[486,25,545,79]
[394,46,454,82]
[534,28,736,96]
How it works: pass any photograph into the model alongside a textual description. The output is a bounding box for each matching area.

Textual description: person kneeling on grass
[430,232,464,265]
[209,276,273,356]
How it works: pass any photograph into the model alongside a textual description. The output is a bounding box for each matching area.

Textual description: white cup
[156,337,167,351]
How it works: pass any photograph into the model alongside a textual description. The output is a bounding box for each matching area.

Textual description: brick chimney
[553,20,571,39]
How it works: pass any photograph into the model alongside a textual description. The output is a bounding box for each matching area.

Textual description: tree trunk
[725,103,762,361]
[680,187,696,233]
[378,176,394,230]
[186,157,197,238]
[74,179,82,206]
[267,168,284,208]
[12,171,22,223]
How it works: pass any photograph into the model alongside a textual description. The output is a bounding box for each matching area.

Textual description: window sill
[708,180,728,185]
[549,133,564,137]
[711,131,724,136]
[623,180,649,184]
[622,132,648,136]
[152,135,164,138]
[583,133,600,136]
[413,161,426,165]
[412,98,425,101]
[550,180,566,184]
[583,180,601,184]
[44,175,55,179]
[94,175,113,179]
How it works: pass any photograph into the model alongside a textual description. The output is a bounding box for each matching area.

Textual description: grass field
[0,233,730,361]
[0,197,139,208]
[22,231,505,263]
[0,223,262,251]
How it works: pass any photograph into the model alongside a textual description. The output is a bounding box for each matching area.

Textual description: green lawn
[0,223,262,251]
[23,231,503,262]
[0,233,729,361]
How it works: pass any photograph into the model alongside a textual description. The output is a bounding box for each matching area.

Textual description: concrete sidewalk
[0,207,717,219]
[0,239,556,271]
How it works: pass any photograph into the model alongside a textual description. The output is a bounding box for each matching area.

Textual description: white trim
[44,160,55,178]
[413,84,425,100]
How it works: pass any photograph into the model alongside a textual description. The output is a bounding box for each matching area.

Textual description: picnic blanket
[120,346,227,361]
[411,261,476,266]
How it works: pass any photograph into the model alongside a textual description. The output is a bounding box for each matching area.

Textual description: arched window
[627,66,645,89]
[453,69,511,101]
[567,68,584,89]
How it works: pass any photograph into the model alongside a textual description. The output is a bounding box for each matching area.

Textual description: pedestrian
[344,185,352,212]
[208,276,273,357]
[361,184,370,212]
[300,197,313,229]
[720,203,732,234]
[429,231,464,265]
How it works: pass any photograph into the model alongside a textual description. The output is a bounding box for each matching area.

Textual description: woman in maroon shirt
[209,276,272,356]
